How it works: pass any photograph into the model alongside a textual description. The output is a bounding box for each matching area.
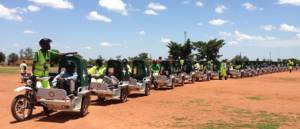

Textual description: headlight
[26,80,33,86]
[170,75,175,79]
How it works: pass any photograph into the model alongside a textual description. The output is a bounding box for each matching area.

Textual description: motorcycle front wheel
[11,95,33,121]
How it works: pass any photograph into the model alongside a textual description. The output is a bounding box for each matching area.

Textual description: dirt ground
[1,71,300,129]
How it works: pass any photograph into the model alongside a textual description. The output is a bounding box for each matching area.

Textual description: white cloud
[13,43,20,48]
[219,32,232,37]
[242,2,263,11]
[182,0,190,5]
[278,0,300,6]
[29,0,73,9]
[161,37,171,43]
[250,37,300,47]
[297,34,300,37]
[0,4,23,21]
[84,46,92,50]
[234,30,277,41]
[148,2,167,11]
[260,25,276,31]
[100,42,121,47]
[144,2,167,16]
[137,30,145,36]
[100,42,111,47]
[209,19,228,26]
[196,1,203,7]
[228,41,239,45]
[144,9,158,15]
[279,24,300,33]
[24,30,38,34]
[27,5,40,12]
[86,11,112,23]
[65,46,71,49]
[215,5,227,14]
[98,0,128,15]
[197,22,203,26]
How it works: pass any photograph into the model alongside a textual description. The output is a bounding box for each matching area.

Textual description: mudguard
[14,86,33,92]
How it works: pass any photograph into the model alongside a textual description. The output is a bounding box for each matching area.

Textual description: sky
[0,0,300,60]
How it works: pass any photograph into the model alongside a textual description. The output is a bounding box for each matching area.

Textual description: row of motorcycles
[11,54,297,121]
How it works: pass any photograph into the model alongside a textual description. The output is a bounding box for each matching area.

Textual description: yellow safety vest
[34,50,50,77]
[88,66,106,76]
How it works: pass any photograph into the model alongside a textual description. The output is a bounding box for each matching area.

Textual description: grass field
[0,67,20,74]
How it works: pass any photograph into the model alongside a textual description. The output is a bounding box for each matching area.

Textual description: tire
[80,94,90,117]
[154,82,159,90]
[120,88,128,103]
[207,74,211,81]
[171,79,175,89]
[11,95,33,121]
[97,96,105,104]
[145,83,151,96]
[191,76,195,84]
[43,106,54,116]
[196,77,200,82]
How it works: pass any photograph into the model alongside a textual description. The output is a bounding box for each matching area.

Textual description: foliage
[19,48,34,60]
[7,53,19,65]
[128,52,151,66]
[193,39,225,62]
[0,51,5,63]
[167,39,193,60]
[230,55,249,65]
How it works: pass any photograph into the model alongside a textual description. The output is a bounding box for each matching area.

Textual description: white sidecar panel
[37,88,67,100]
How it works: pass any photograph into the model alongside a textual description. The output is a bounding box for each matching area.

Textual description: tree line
[0,40,299,66]
[0,48,34,65]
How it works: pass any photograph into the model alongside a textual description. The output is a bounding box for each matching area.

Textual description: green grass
[246,96,264,100]
[196,109,292,129]
[188,99,211,106]
[0,66,19,74]
[170,116,192,128]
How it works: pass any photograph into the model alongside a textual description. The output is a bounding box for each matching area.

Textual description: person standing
[32,38,76,89]
[20,60,28,83]
[288,59,294,73]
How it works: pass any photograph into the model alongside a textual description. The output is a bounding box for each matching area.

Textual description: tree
[23,48,34,60]
[116,55,122,61]
[167,38,193,60]
[231,55,243,65]
[19,49,24,59]
[167,41,182,60]
[193,39,225,61]
[7,53,19,65]
[0,52,5,63]
[181,39,193,59]
[230,55,249,66]
[97,55,104,61]
[242,56,249,65]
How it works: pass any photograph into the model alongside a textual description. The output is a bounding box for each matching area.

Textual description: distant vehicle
[89,60,129,104]
[152,60,176,89]
[182,60,196,84]
[128,60,151,96]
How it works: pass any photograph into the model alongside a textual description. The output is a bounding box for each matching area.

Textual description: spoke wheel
[120,88,128,103]
[11,95,33,121]
[145,83,151,96]
[80,94,90,117]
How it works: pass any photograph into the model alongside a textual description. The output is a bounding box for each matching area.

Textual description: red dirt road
[1,71,300,129]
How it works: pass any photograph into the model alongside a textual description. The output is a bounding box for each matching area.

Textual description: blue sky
[0,0,300,60]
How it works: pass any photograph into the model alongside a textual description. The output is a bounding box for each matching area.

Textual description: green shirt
[33,49,59,63]
[151,64,160,72]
